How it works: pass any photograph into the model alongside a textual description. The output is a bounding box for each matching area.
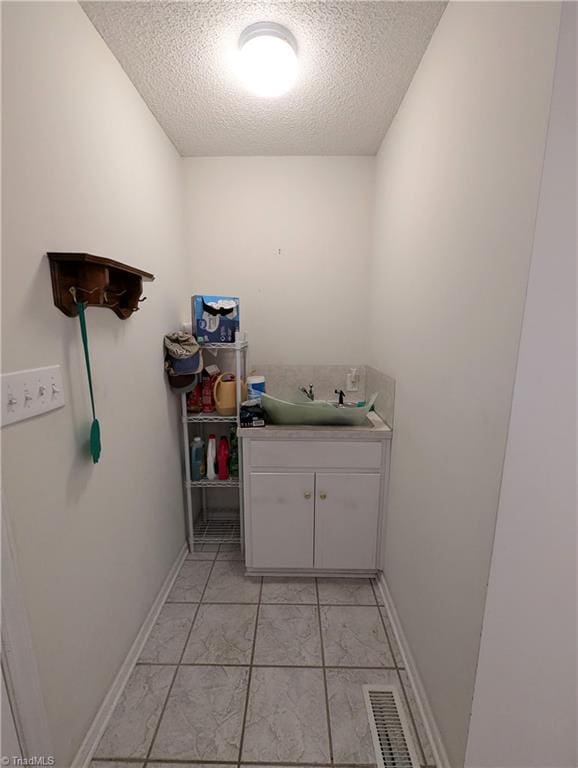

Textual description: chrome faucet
[299,384,315,401]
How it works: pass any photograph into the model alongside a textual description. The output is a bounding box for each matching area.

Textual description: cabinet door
[248,472,315,569]
[314,473,381,570]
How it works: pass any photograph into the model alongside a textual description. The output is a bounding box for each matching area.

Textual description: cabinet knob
[319,492,327,500]
[304,491,312,499]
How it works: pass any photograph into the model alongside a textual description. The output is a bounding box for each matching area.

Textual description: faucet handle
[334,388,346,405]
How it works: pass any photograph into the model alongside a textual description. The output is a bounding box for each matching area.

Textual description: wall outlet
[346,367,359,392]
[1,366,65,426]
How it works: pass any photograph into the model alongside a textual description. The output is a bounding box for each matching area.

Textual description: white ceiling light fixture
[238,22,298,98]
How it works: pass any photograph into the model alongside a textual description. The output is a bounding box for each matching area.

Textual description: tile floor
[92,544,436,768]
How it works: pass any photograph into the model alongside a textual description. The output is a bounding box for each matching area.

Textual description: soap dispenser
[206,434,217,480]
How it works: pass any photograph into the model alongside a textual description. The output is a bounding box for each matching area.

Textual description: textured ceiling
[82,1,446,156]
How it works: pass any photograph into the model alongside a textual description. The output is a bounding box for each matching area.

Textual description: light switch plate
[1,366,65,426]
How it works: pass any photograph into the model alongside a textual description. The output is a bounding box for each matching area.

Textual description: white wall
[368,3,561,764]
[2,3,188,764]
[183,156,374,365]
[465,5,576,765]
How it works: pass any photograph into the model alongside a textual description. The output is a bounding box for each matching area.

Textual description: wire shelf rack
[186,477,240,489]
[193,515,241,544]
[183,413,237,423]
[181,338,247,551]
[201,341,248,351]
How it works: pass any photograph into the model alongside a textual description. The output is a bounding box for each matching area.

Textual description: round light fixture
[238,22,298,97]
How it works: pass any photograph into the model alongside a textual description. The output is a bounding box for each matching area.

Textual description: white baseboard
[71,544,187,768]
[376,572,451,768]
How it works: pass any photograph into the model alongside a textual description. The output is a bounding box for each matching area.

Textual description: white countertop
[238,410,392,440]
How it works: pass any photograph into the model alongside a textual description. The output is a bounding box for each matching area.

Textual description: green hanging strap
[74,294,101,463]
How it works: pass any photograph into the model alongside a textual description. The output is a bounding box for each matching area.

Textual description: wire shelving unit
[180,340,247,551]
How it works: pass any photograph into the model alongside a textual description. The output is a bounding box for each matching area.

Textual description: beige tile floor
[92,544,436,768]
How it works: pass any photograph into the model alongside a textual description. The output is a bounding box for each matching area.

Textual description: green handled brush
[75,297,101,463]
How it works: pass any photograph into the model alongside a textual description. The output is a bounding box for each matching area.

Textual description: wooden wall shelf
[47,252,154,319]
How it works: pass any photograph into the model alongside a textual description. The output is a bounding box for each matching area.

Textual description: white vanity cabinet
[249,472,315,569]
[240,418,391,575]
[314,472,381,570]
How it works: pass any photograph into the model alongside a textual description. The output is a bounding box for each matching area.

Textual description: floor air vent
[363,684,421,768]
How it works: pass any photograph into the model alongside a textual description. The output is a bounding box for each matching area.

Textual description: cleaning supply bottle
[217,437,230,480]
[229,427,239,477]
[206,434,217,480]
[201,364,221,413]
[190,436,204,482]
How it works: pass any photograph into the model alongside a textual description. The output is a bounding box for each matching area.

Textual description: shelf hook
[69,286,89,307]
[70,285,101,296]
[103,290,119,308]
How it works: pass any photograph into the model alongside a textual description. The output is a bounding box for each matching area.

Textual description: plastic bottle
[217,437,230,480]
[229,427,239,477]
[206,434,217,480]
[201,371,215,413]
[186,383,202,413]
[190,436,204,482]
[246,374,266,402]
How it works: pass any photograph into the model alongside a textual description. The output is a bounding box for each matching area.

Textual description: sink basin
[260,392,377,426]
